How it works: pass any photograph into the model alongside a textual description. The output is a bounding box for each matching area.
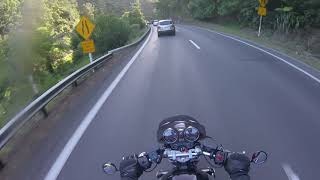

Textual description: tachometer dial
[184,126,200,142]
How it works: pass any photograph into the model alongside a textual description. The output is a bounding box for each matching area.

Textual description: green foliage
[81,2,95,19]
[265,0,320,32]
[155,0,182,18]
[156,0,320,30]
[238,0,259,27]
[40,0,80,73]
[32,27,55,73]
[188,0,216,19]
[71,32,83,62]
[122,1,146,29]
[0,0,22,39]
[216,0,241,16]
[42,0,80,36]
[92,14,130,55]
[0,39,8,62]
[0,0,148,127]
[272,7,301,33]
[0,39,10,103]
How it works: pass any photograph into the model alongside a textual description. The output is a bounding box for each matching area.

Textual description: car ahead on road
[157,20,175,37]
[153,20,159,26]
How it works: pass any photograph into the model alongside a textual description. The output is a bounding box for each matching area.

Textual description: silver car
[157,20,175,37]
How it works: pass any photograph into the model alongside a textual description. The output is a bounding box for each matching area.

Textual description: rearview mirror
[251,151,268,164]
[102,163,118,175]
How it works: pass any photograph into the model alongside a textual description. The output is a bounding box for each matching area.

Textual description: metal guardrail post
[41,108,48,117]
[0,160,4,170]
[73,80,78,87]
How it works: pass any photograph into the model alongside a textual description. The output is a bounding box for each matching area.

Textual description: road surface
[15,26,320,180]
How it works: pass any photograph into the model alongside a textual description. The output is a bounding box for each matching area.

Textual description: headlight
[163,128,178,144]
[184,126,200,142]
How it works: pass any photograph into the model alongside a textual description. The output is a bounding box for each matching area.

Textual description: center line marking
[189,40,200,50]
[282,163,300,180]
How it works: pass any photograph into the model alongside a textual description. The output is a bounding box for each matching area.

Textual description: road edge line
[44,29,152,180]
[282,163,300,180]
[190,25,320,84]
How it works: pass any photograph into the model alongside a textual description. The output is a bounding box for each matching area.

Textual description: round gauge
[163,128,178,144]
[184,126,200,142]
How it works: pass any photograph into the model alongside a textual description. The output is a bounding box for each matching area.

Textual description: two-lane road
[47,26,320,180]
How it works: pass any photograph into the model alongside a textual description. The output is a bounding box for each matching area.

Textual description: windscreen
[159,20,172,25]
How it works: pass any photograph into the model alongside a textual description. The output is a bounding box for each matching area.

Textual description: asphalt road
[46,26,320,180]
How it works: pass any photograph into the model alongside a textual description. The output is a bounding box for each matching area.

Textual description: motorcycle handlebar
[140,145,229,169]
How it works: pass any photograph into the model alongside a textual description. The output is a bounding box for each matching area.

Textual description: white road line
[189,40,201,50]
[194,26,320,84]
[282,164,300,180]
[44,30,152,180]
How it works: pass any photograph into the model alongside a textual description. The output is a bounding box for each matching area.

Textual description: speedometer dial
[184,126,200,142]
[163,128,178,144]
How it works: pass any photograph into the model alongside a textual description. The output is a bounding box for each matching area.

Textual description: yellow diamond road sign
[259,0,268,7]
[81,39,95,53]
[76,16,95,40]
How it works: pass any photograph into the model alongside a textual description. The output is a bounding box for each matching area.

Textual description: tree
[81,2,95,20]
[122,0,146,28]
[92,14,130,55]
[0,0,22,39]
[216,0,242,16]
[40,0,80,72]
[188,0,216,19]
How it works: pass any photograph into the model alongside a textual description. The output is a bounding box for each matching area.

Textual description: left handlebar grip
[137,154,152,170]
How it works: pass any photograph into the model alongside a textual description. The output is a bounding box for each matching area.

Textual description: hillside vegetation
[77,0,155,18]
[0,0,147,127]
[155,0,320,62]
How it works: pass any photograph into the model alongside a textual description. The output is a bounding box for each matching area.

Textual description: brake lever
[214,150,228,166]
[201,144,229,167]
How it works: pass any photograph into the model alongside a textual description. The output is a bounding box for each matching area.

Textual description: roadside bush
[128,24,142,41]
[130,24,140,33]
[188,0,216,20]
[238,0,260,27]
[217,0,242,16]
[71,32,83,63]
[92,14,130,55]
[122,1,146,29]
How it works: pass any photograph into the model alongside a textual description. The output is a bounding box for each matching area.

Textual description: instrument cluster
[157,116,207,150]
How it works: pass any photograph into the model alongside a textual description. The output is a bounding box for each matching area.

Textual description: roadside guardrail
[0,26,151,156]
